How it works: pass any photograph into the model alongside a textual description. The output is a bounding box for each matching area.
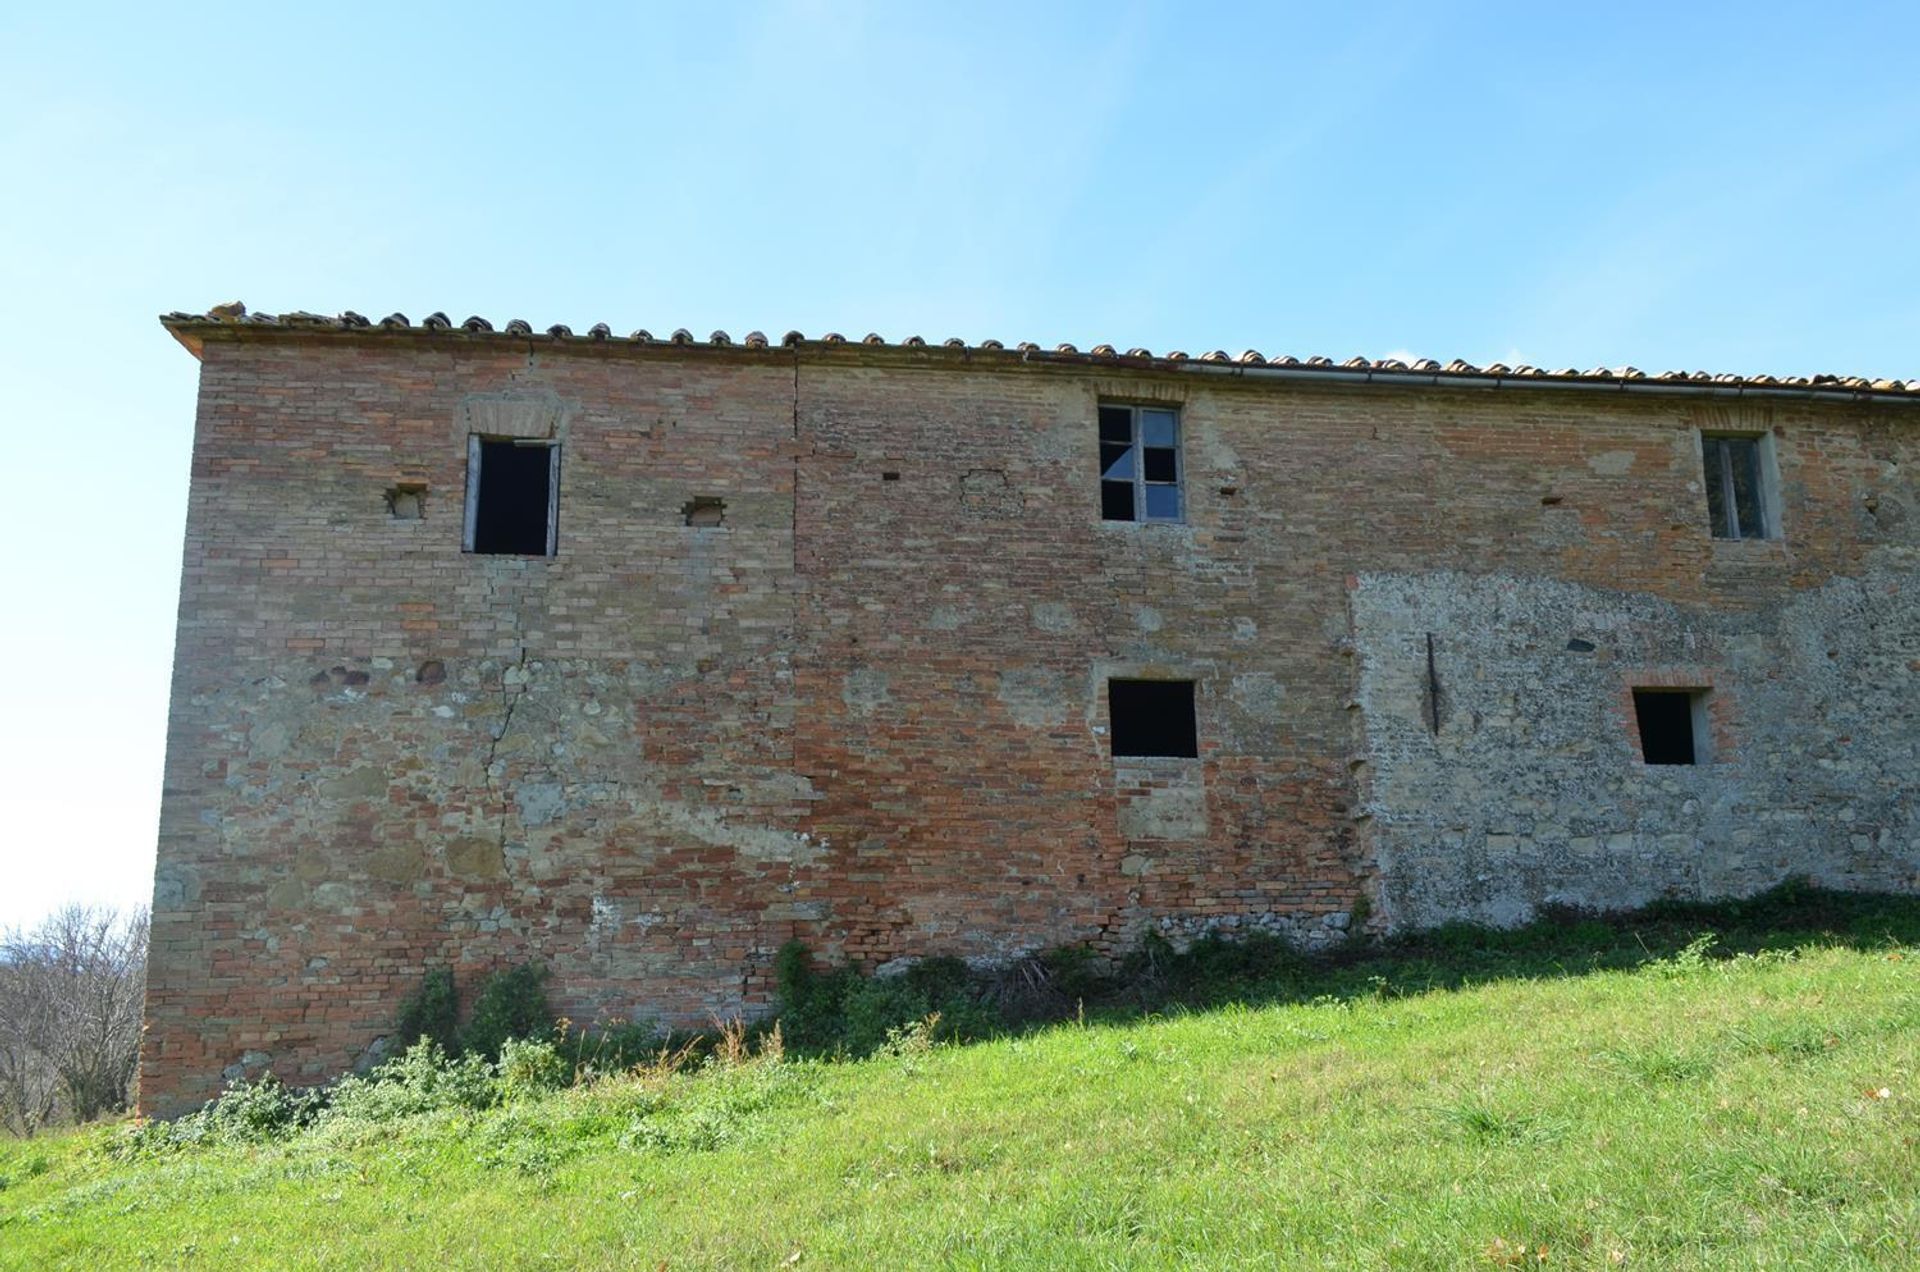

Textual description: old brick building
[143,308,1920,1113]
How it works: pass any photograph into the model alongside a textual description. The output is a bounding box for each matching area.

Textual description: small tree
[0,905,149,1134]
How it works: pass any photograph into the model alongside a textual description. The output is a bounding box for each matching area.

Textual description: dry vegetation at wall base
[3,888,1917,1269]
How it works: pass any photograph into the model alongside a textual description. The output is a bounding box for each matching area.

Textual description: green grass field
[3,894,1916,1269]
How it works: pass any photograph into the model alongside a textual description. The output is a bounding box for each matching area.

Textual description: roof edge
[158,310,1920,405]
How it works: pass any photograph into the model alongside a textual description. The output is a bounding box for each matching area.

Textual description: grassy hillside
[2,892,1916,1269]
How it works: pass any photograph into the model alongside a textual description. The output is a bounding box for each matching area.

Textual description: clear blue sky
[2,2,1915,929]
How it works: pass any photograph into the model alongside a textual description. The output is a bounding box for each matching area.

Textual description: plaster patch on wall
[843,667,892,713]
[638,798,828,865]
[997,667,1070,727]
[1116,786,1210,840]
[1228,673,1286,722]
[1186,413,1241,477]
[514,781,566,827]
[959,469,1025,517]
[1030,602,1078,634]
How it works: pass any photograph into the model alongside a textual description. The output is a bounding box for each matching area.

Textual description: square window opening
[1632,688,1708,765]
[1700,433,1773,540]
[465,437,558,556]
[1098,403,1183,523]
[1109,679,1198,758]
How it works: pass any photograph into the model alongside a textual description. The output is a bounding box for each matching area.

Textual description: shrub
[773,940,856,1052]
[461,964,554,1061]
[840,976,939,1056]
[113,1072,328,1157]
[324,1039,498,1123]
[392,967,459,1055]
[497,1038,571,1101]
[775,944,997,1055]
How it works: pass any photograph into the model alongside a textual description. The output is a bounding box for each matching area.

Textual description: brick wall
[141,332,1919,1113]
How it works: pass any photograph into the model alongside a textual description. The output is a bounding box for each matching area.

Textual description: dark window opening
[683,496,726,528]
[1633,689,1704,765]
[1109,679,1198,758]
[1702,434,1769,540]
[468,438,556,555]
[1098,404,1183,523]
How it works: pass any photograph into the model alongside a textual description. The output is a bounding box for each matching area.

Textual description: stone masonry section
[141,315,1920,1114]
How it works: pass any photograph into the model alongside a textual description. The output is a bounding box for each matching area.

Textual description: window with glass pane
[1098,404,1183,522]
[1700,434,1770,540]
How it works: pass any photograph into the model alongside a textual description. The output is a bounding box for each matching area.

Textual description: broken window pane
[1109,679,1198,758]
[1098,403,1185,524]
[470,439,556,555]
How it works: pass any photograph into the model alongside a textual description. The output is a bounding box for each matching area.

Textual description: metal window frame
[1101,402,1184,524]
[463,433,561,556]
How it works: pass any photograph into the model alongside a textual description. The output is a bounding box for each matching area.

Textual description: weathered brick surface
[142,333,1919,1113]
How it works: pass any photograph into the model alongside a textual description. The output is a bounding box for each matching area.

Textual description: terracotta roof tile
[156,307,1920,402]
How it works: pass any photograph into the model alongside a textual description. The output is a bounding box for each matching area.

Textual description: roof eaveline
[160,309,1920,403]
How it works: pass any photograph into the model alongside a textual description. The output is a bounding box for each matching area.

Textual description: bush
[774,943,997,1056]
[114,1072,329,1157]
[388,963,556,1062]
[459,964,553,1062]
[772,941,855,1052]
[393,967,459,1055]
[840,976,940,1056]
[324,1039,498,1123]
[497,1038,571,1101]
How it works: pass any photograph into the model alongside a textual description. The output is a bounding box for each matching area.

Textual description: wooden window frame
[1099,402,1184,524]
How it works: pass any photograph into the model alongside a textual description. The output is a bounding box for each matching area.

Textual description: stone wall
[142,331,1919,1113]
[1352,569,1920,929]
